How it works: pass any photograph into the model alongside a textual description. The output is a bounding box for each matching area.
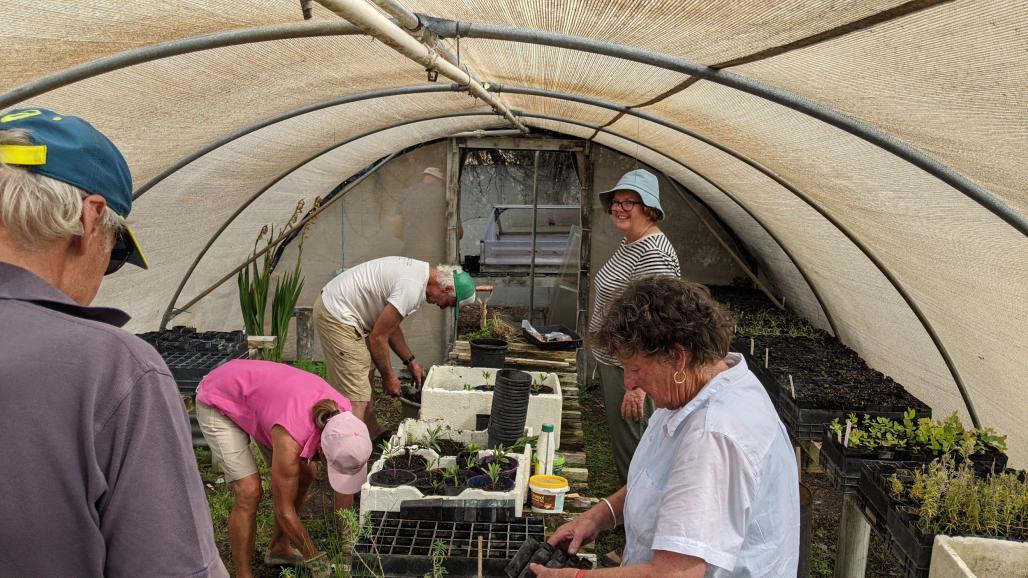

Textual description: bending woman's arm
[270,426,320,559]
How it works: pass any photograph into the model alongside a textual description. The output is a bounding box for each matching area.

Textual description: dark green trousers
[597,362,654,486]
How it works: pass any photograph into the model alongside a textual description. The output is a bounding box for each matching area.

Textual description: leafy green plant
[443,465,462,486]
[423,424,445,454]
[466,319,497,341]
[485,462,502,486]
[507,435,537,454]
[424,539,448,578]
[339,508,383,578]
[378,438,402,461]
[237,198,321,362]
[464,455,478,470]
[238,224,272,340]
[491,444,510,467]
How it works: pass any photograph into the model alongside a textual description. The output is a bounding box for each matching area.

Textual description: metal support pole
[528,150,541,323]
[445,137,461,347]
[574,146,593,387]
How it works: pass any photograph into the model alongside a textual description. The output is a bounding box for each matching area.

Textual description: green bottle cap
[541,423,554,432]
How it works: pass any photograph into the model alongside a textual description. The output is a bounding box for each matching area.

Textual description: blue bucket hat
[597,169,664,219]
[0,108,147,270]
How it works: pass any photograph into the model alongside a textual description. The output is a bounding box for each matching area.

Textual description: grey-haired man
[0,108,226,576]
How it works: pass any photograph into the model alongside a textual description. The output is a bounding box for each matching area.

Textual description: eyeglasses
[105,229,132,275]
[608,200,642,212]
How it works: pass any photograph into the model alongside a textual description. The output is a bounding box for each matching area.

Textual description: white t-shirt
[320,257,429,334]
[622,353,800,577]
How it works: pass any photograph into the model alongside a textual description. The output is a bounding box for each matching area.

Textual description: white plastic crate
[359,419,532,517]
[420,365,563,449]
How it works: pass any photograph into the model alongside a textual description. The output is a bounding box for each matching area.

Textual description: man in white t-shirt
[313,257,476,439]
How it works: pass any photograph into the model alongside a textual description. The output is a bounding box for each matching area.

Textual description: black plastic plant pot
[383,451,429,474]
[467,474,515,492]
[368,468,417,488]
[488,369,531,448]
[504,537,593,578]
[470,338,508,369]
[478,456,519,479]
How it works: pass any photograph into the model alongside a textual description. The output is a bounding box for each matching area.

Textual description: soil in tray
[530,385,555,395]
[369,469,416,487]
[435,438,467,456]
[383,451,428,473]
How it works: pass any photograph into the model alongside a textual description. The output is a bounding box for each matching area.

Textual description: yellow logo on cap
[0,110,43,123]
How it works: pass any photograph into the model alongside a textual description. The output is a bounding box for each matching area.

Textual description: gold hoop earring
[673,371,687,385]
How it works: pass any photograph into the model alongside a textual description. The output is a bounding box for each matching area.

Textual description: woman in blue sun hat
[589,169,681,485]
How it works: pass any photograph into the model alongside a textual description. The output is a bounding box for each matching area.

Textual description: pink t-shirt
[196,359,352,460]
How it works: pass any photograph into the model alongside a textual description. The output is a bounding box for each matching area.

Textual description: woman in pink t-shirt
[196,359,372,578]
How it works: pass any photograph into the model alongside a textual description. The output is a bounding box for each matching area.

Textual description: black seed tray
[521,324,582,350]
[731,337,779,404]
[819,430,922,495]
[351,511,545,578]
[886,507,933,578]
[776,393,930,441]
[857,462,921,536]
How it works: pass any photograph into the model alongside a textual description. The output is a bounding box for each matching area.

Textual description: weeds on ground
[424,539,448,578]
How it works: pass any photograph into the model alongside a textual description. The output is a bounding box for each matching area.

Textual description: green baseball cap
[453,270,476,307]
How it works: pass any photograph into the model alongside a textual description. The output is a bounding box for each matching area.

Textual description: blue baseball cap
[0,108,147,270]
[597,169,664,219]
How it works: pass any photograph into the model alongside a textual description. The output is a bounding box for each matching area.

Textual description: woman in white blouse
[534,277,799,578]
[589,169,680,486]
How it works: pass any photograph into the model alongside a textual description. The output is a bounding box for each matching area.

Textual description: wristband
[599,497,618,528]
[403,355,416,366]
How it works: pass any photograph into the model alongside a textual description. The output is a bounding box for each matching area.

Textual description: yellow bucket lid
[530,474,568,489]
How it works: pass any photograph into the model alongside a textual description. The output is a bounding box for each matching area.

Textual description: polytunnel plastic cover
[1,0,1025,465]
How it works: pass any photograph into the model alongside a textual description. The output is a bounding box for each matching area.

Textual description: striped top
[589,232,681,366]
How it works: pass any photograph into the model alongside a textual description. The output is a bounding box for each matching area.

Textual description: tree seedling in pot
[485,462,502,488]
[443,465,462,487]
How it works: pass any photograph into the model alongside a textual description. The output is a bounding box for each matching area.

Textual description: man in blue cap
[0,109,227,576]
[314,257,476,442]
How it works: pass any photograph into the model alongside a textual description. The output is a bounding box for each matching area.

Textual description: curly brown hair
[591,276,732,366]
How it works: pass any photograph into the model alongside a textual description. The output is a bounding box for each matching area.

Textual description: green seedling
[485,462,502,486]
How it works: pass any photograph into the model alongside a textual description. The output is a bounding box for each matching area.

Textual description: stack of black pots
[487,369,531,448]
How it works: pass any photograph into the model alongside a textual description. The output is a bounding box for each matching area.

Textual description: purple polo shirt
[197,359,352,459]
[0,262,227,577]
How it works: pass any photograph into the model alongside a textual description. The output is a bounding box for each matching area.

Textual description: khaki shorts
[314,293,373,402]
[196,400,272,482]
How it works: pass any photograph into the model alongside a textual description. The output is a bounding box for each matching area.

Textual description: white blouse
[622,353,800,577]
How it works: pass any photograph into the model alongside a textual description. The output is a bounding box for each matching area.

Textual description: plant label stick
[789,374,795,398]
[750,337,754,355]
[764,348,769,369]
[477,536,484,578]
[843,422,852,448]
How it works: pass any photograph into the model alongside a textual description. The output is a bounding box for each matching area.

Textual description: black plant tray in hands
[351,511,544,578]
[521,325,582,350]
[504,537,593,578]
